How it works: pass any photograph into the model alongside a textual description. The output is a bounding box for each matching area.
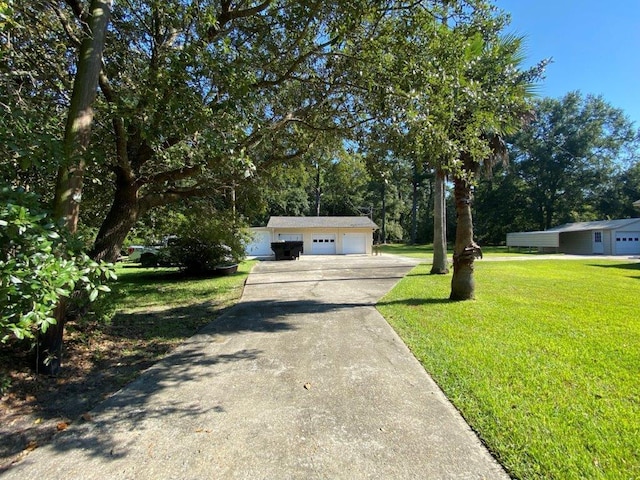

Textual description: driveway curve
[4,255,509,480]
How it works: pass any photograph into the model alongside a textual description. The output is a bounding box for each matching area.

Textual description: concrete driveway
[3,255,509,479]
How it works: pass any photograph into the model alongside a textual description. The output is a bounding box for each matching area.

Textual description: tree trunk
[52,1,111,233]
[40,0,112,375]
[450,175,481,301]
[91,180,141,263]
[410,168,418,245]
[381,181,387,244]
[431,168,449,274]
[315,162,321,216]
[36,301,66,375]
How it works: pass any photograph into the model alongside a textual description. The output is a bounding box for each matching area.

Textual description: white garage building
[245,216,379,257]
[506,218,640,255]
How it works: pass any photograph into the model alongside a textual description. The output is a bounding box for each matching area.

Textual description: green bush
[167,213,247,275]
[0,187,116,343]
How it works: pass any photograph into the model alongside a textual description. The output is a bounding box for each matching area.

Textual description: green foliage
[473,92,640,243]
[167,212,248,275]
[0,187,116,343]
[506,92,639,230]
[379,260,640,479]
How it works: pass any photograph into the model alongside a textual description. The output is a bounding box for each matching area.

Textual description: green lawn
[88,260,257,344]
[379,243,540,258]
[377,259,639,479]
[113,261,256,312]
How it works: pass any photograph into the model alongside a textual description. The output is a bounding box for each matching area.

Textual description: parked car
[126,245,160,263]
[125,236,178,266]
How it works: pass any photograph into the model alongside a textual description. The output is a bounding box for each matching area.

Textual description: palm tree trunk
[450,176,482,300]
[381,181,387,244]
[410,178,418,244]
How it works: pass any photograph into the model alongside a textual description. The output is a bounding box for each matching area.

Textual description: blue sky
[494,0,640,127]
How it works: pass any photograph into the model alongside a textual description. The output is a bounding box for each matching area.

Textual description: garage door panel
[343,234,366,254]
[246,231,272,256]
[615,232,640,254]
[312,234,336,254]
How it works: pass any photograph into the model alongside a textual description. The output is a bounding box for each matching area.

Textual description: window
[594,232,602,243]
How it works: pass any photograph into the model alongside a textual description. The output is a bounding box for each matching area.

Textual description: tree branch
[65,0,88,24]
[207,0,272,40]
[253,35,340,89]
[52,3,82,47]
[223,0,272,22]
[140,164,203,188]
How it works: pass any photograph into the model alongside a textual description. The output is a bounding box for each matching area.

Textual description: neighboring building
[245,216,379,257]
[634,199,640,210]
[506,218,640,255]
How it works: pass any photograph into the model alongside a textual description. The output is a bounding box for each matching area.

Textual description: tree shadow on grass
[377,297,452,307]
[587,262,640,280]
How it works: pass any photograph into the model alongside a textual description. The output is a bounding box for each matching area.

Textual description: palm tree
[448,32,545,301]
[450,135,507,300]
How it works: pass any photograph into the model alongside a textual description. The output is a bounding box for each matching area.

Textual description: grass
[114,261,256,312]
[379,243,540,258]
[377,259,639,479]
[100,261,258,340]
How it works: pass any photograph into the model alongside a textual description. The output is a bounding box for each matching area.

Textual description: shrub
[167,213,247,275]
[0,187,116,344]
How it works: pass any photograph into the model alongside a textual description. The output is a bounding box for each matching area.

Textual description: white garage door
[343,233,367,254]
[615,232,640,254]
[245,231,272,256]
[312,234,336,254]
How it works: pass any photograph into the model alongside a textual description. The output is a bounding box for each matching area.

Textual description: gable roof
[546,218,640,232]
[267,216,378,229]
[634,199,640,208]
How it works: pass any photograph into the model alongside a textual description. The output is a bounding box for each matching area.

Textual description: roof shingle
[547,218,640,232]
[267,216,378,229]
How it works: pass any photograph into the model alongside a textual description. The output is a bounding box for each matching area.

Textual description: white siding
[506,232,559,248]
[271,227,374,255]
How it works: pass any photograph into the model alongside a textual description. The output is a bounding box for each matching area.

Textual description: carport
[507,218,640,255]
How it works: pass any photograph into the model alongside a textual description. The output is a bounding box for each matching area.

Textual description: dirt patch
[0,302,229,471]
